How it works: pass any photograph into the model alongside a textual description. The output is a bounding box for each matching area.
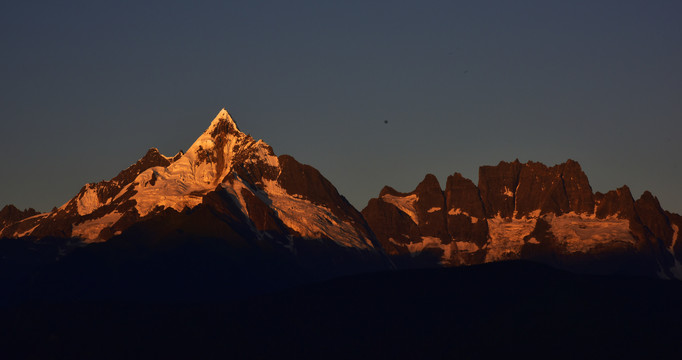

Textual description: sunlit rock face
[444,173,488,264]
[363,175,456,266]
[0,109,389,276]
[363,160,682,279]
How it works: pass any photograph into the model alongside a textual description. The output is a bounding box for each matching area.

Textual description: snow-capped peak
[186,108,243,156]
[127,109,265,217]
[210,108,239,132]
[6,108,379,253]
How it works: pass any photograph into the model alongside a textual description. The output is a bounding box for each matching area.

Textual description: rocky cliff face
[363,175,453,266]
[0,205,39,231]
[362,160,682,278]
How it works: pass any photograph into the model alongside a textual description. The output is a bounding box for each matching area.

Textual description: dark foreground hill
[2,261,681,360]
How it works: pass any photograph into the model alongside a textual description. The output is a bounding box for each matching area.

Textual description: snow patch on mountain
[381,194,419,224]
[448,208,479,223]
[222,176,253,218]
[527,237,540,244]
[664,224,682,279]
[72,212,123,242]
[76,184,104,216]
[455,241,479,253]
[427,207,441,213]
[261,179,373,249]
[15,223,40,238]
[484,212,633,261]
[20,212,48,222]
[249,140,279,168]
[131,165,208,217]
[448,208,465,216]
[403,236,455,264]
[7,213,49,238]
[672,224,679,249]
[545,213,633,253]
[520,209,541,219]
[485,215,536,262]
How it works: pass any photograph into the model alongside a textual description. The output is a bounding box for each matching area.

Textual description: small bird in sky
[384,120,388,124]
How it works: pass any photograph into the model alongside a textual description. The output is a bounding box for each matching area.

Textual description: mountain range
[1,108,681,304]
[3,108,682,358]
[363,159,682,279]
[0,109,391,303]
[0,109,682,279]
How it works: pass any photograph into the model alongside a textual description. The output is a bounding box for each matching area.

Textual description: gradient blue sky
[2,1,681,213]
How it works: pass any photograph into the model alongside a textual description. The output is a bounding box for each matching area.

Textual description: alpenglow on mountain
[0,109,392,299]
[362,160,682,279]
[2,109,378,248]
[1,108,681,285]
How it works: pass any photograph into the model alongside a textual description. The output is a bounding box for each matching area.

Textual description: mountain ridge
[1,109,381,249]
[0,108,395,304]
[362,158,681,279]
[1,108,680,283]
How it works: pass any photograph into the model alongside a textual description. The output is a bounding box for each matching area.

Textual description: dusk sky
[2,1,681,214]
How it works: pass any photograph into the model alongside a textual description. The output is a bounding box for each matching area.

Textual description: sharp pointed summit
[203,108,241,137]
[1,109,385,261]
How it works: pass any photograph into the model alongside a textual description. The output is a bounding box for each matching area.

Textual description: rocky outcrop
[562,159,595,214]
[595,186,637,220]
[478,160,596,218]
[412,174,449,241]
[444,173,488,263]
[363,159,682,279]
[635,191,674,246]
[362,191,419,257]
[361,175,455,265]
[514,162,569,217]
[0,205,39,231]
[478,160,522,218]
